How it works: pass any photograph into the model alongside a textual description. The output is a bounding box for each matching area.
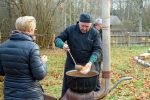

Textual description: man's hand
[63,43,70,51]
[80,62,92,74]
[41,55,48,63]
[75,64,82,71]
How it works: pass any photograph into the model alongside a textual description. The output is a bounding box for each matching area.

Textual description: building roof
[110,15,122,25]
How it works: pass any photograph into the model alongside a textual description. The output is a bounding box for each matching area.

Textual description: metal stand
[61,89,94,100]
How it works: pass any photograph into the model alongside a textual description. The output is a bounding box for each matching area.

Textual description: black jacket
[55,22,102,96]
[56,22,102,72]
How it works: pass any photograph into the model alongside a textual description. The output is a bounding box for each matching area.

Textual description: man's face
[95,23,102,31]
[79,22,92,33]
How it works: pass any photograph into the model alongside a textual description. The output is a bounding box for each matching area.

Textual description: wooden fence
[111,32,150,47]
[0,32,150,48]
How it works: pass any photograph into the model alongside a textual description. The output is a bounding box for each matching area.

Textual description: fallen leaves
[0,47,149,99]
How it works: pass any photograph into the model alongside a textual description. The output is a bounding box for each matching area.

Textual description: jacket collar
[10,30,33,41]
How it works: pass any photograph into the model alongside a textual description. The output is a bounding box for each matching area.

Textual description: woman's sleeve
[29,44,47,80]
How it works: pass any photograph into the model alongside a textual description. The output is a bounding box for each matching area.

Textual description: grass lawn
[0,46,149,100]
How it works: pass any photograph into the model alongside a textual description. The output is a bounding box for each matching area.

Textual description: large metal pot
[66,70,99,93]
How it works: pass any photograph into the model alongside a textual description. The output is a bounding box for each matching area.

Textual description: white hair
[15,16,36,32]
[94,18,102,24]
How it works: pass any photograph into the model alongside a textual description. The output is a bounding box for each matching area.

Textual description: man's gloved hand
[80,62,92,74]
[63,43,70,51]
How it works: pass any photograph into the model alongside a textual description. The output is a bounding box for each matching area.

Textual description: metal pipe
[94,77,132,99]
[109,77,133,93]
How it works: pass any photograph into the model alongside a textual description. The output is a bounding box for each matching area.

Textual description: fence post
[124,32,130,47]
[127,32,130,47]
[50,34,55,49]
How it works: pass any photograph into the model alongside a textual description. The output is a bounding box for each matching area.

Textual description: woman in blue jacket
[0,16,47,100]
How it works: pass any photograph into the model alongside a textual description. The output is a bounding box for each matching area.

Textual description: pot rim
[66,70,99,77]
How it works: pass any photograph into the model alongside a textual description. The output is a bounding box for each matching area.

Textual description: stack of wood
[134,50,150,67]
[138,53,150,59]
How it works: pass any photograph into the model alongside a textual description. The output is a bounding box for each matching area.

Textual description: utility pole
[101,0,111,95]
[94,0,111,99]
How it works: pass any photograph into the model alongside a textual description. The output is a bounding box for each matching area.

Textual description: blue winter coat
[0,31,46,100]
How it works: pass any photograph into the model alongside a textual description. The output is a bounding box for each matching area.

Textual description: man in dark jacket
[94,18,102,40]
[0,16,47,100]
[55,13,102,98]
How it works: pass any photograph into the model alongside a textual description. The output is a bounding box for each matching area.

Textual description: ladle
[67,50,82,71]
